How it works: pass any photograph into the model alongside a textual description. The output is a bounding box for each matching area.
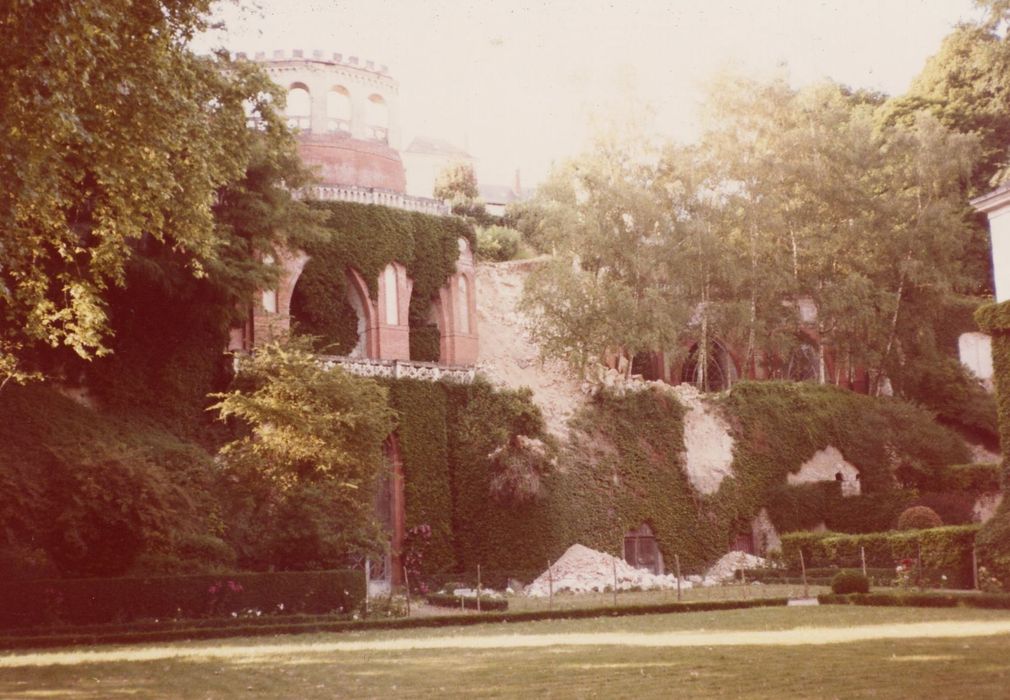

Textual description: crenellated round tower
[239,49,406,193]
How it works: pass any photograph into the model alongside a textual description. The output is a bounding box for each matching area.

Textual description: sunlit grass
[2,606,1010,698]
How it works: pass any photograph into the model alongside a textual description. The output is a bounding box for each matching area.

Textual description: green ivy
[386,380,454,573]
[292,202,475,360]
[973,300,1010,583]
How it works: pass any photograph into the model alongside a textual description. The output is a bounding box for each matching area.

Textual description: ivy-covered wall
[974,301,1010,582]
[292,201,474,360]
[381,378,970,581]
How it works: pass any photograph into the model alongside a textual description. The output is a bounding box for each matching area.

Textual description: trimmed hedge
[426,593,509,611]
[0,570,364,629]
[0,597,790,651]
[820,592,1010,609]
[780,526,979,588]
[830,570,869,594]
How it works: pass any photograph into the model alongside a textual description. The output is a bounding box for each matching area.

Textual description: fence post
[675,554,682,602]
[548,559,554,611]
[860,546,867,578]
[916,541,923,590]
[742,567,748,599]
[611,556,618,607]
[364,557,370,619]
[973,546,979,591]
[477,564,482,613]
[800,549,809,599]
[403,565,411,617]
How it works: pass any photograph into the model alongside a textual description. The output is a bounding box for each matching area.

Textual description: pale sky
[195,0,984,187]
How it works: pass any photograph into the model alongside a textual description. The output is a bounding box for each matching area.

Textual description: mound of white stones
[523,545,771,597]
[524,544,690,597]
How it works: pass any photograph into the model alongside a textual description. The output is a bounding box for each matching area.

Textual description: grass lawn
[2,605,1010,699]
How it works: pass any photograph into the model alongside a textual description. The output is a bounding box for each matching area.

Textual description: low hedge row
[426,594,509,611]
[739,567,895,586]
[819,592,1010,609]
[780,525,979,588]
[0,597,790,650]
[0,570,364,629]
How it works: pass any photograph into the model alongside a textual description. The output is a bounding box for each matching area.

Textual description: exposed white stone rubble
[523,544,691,597]
[788,446,861,496]
[523,544,772,597]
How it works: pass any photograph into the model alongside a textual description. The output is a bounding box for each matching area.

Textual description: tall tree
[211,339,396,562]
[0,0,316,385]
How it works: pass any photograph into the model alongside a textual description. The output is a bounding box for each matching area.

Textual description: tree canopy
[0,0,319,385]
[522,75,982,396]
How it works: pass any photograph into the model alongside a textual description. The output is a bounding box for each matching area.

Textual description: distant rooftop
[405,136,472,158]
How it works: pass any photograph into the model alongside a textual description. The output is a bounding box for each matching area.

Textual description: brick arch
[678,336,740,392]
[259,250,379,358]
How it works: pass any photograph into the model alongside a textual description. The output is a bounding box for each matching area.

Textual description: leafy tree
[520,132,699,375]
[0,0,319,385]
[433,160,479,203]
[211,340,396,565]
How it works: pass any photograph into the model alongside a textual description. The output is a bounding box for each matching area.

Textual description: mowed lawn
[3,606,1010,699]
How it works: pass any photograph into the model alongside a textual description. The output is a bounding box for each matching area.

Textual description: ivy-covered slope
[385,379,971,578]
[0,383,221,578]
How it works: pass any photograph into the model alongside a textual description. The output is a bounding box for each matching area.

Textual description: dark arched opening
[786,342,820,382]
[623,523,663,574]
[680,339,737,392]
[631,351,663,381]
[289,259,367,356]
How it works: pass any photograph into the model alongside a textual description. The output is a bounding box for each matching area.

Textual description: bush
[426,593,509,611]
[896,506,943,531]
[831,570,870,594]
[781,525,978,588]
[0,569,365,630]
[476,225,521,261]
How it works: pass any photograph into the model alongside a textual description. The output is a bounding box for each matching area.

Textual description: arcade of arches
[239,237,478,366]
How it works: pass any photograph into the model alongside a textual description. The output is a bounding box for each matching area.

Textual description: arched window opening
[408,297,441,363]
[631,352,662,381]
[680,338,737,392]
[623,524,663,574]
[326,86,351,134]
[285,84,311,131]
[786,342,820,382]
[366,94,389,143]
[261,254,277,313]
[457,276,470,335]
[383,265,399,325]
[289,261,366,357]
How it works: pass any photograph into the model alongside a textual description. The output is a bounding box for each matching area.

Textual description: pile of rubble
[523,545,770,597]
[701,550,769,583]
[524,544,690,597]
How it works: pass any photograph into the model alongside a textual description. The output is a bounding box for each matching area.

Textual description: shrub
[425,593,509,611]
[780,526,978,588]
[476,225,521,261]
[0,570,365,630]
[831,570,870,594]
[896,506,943,531]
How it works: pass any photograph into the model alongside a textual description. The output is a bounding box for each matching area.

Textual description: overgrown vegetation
[289,201,473,361]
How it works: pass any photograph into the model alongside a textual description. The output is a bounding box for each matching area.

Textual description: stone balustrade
[300,184,448,215]
[318,355,477,383]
